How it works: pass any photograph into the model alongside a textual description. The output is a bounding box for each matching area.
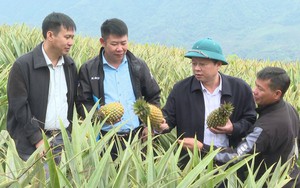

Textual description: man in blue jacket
[77,18,165,159]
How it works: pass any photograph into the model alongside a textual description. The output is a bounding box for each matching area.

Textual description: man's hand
[35,139,46,157]
[155,118,169,133]
[178,137,203,151]
[209,119,233,134]
[141,118,169,141]
[141,126,149,142]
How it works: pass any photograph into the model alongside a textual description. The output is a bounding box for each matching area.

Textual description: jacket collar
[220,73,232,97]
[33,42,73,69]
[191,76,202,92]
[190,72,232,97]
[256,99,284,116]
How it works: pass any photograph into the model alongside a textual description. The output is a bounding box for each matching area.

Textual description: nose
[194,65,203,72]
[67,36,74,46]
[252,87,257,95]
[68,39,74,46]
[116,44,123,51]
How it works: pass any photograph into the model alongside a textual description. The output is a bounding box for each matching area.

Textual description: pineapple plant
[133,98,163,130]
[206,102,234,128]
[97,102,124,124]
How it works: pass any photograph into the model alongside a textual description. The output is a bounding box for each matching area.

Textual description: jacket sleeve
[7,62,42,145]
[162,86,177,129]
[298,122,300,152]
[77,63,96,118]
[211,127,264,163]
[230,84,257,138]
[140,61,161,107]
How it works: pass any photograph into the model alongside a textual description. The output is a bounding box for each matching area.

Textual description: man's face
[191,57,221,83]
[253,79,280,106]
[51,26,75,56]
[100,34,128,65]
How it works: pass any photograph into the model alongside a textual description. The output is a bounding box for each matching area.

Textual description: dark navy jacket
[163,73,257,147]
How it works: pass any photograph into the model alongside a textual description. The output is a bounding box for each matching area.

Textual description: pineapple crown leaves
[133,98,151,117]
[219,102,234,117]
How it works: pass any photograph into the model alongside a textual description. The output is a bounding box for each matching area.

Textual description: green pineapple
[133,99,163,129]
[98,102,124,125]
[206,102,234,128]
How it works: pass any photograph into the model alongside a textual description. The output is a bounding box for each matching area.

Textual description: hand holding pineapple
[206,102,234,134]
[209,119,234,134]
[141,119,169,142]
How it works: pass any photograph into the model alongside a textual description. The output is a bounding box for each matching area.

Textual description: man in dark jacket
[7,12,78,163]
[163,38,257,167]
[180,67,300,187]
[77,18,165,158]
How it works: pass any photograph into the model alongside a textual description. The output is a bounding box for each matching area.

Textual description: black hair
[257,66,290,97]
[101,18,128,40]
[42,12,76,39]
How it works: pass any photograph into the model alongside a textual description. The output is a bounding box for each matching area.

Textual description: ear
[274,90,282,100]
[216,61,222,69]
[100,37,105,45]
[46,31,54,41]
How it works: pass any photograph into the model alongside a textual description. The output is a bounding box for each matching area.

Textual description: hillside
[0,0,299,60]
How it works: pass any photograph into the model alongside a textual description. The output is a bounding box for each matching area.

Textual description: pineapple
[98,102,124,125]
[133,99,163,130]
[206,102,234,128]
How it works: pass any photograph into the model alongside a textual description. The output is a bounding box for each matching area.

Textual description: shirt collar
[200,73,222,94]
[42,43,64,66]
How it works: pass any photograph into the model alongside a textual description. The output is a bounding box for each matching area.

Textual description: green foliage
[0,107,295,187]
[0,24,299,187]
[0,64,10,131]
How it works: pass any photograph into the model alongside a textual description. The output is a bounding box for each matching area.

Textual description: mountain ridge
[0,0,299,61]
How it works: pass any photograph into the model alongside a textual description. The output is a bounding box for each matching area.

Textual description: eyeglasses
[187,49,209,58]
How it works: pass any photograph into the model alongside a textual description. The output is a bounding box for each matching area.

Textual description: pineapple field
[1,24,300,187]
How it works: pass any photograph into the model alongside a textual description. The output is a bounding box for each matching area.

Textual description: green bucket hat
[185,38,228,65]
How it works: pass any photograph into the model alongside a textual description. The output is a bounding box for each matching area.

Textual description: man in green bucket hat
[184,37,228,65]
[162,38,256,170]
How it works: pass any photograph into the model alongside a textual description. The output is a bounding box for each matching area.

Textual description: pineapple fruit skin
[133,99,163,130]
[148,104,164,129]
[98,102,124,125]
[206,102,234,128]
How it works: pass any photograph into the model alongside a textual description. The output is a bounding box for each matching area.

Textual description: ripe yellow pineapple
[206,102,234,128]
[98,102,124,125]
[133,99,163,129]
